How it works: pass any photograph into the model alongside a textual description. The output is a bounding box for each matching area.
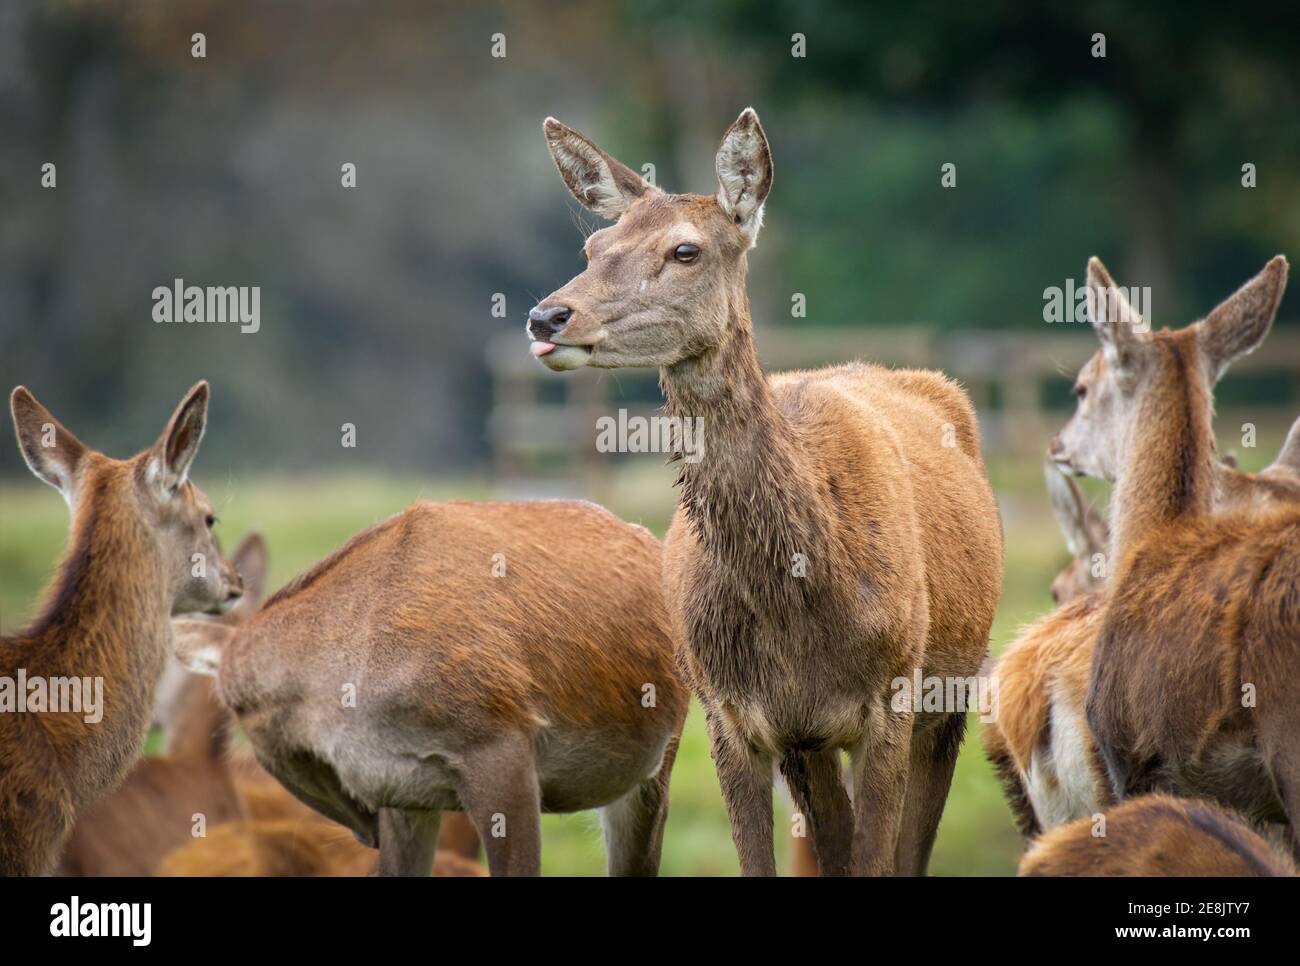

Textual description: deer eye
[205,514,217,528]
[1073,384,1087,400]
[673,244,700,264]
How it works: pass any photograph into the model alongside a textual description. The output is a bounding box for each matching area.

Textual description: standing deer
[528,109,1003,875]
[60,530,483,875]
[1051,256,1300,845]
[1019,794,1296,877]
[171,500,687,876]
[986,429,1300,837]
[2,383,242,875]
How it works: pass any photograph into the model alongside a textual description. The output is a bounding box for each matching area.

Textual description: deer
[988,421,1300,838]
[1019,793,1297,876]
[1048,255,1300,850]
[155,815,486,877]
[984,463,1111,837]
[1,383,243,875]
[56,533,267,875]
[527,108,1004,875]
[59,529,481,875]
[170,499,688,876]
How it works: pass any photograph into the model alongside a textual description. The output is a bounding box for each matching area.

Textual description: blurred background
[2,0,1298,874]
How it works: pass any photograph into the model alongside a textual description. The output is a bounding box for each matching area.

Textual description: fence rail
[487,325,1300,495]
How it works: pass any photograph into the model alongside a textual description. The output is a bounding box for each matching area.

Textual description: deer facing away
[528,109,1003,875]
[1050,256,1300,846]
[986,423,1300,838]
[56,533,265,875]
[1,383,242,875]
[172,499,687,875]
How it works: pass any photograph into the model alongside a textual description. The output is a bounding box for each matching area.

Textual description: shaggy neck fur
[12,466,172,800]
[661,284,836,603]
[1111,332,1218,560]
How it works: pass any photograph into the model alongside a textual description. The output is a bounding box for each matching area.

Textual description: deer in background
[1019,794,1296,876]
[528,109,1003,875]
[1050,256,1300,849]
[57,533,267,875]
[59,529,482,875]
[984,463,1111,837]
[156,814,486,877]
[172,500,687,876]
[1,383,242,875]
[988,257,1300,841]
[986,426,1300,838]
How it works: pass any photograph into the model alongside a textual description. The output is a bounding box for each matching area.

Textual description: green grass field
[0,429,1286,875]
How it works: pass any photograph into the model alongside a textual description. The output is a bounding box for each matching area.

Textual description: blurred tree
[630,0,1300,300]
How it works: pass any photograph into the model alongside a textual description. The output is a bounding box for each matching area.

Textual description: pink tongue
[530,341,556,357]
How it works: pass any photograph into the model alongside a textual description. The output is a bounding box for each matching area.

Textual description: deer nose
[528,305,572,340]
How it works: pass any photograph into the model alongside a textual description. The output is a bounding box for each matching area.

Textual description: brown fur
[1020,794,1296,876]
[57,535,264,875]
[989,426,1300,837]
[1078,258,1300,839]
[174,499,688,876]
[228,754,483,863]
[58,532,484,875]
[1,384,241,875]
[57,678,242,876]
[155,816,487,877]
[532,110,1002,875]
[987,595,1109,836]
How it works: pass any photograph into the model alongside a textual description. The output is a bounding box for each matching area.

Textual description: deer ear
[542,118,657,219]
[1266,415,1300,475]
[1085,257,1146,373]
[229,532,268,614]
[716,107,773,245]
[1198,255,1288,382]
[10,387,87,501]
[171,619,235,677]
[150,382,209,497]
[1044,460,1106,560]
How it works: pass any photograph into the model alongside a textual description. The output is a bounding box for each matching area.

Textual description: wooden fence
[486,324,1300,495]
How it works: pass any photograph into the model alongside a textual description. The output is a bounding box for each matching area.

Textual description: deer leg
[377,807,441,876]
[600,735,679,877]
[893,711,966,876]
[779,748,853,876]
[850,704,912,876]
[774,766,823,876]
[706,710,776,876]
[455,734,542,877]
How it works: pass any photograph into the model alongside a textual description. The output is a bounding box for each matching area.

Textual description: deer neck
[22,475,172,781]
[1111,334,1218,559]
[661,290,831,589]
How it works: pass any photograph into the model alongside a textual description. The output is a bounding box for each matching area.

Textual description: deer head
[1043,460,1109,605]
[527,108,773,372]
[1050,255,1289,481]
[10,382,243,616]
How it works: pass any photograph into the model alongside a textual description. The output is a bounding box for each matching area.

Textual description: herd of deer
[2,109,1297,877]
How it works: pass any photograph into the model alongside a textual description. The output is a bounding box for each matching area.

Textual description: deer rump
[1088,507,1300,827]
